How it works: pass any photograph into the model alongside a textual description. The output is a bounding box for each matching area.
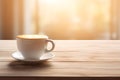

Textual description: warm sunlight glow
[40,0,60,4]
[32,0,110,39]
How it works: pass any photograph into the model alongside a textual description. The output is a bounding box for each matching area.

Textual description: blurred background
[0,0,120,40]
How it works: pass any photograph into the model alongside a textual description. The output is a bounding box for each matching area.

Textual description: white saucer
[12,51,55,62]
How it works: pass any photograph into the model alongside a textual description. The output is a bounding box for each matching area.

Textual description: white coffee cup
[16,35,55,60]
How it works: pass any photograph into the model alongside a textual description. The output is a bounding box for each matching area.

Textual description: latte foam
[17,35,48,39]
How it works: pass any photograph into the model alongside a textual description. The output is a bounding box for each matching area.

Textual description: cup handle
[45,39,55,53]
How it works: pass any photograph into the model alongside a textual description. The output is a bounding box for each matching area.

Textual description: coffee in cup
[16,35,55,60]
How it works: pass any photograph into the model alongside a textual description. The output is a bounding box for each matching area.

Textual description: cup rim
[16,35,48,39]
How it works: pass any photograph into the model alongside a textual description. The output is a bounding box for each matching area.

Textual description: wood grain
[0,40,120,77]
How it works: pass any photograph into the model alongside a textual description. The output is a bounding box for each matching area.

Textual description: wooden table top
[0,40,120,77]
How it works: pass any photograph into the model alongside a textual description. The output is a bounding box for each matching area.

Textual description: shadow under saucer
[8,61,52,71]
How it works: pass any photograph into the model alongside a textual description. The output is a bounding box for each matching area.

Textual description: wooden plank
[0,40,120,77]
[0,40,17,51]
[0,61,119,77]
[1,51,120,61]
[0,77,119,80]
